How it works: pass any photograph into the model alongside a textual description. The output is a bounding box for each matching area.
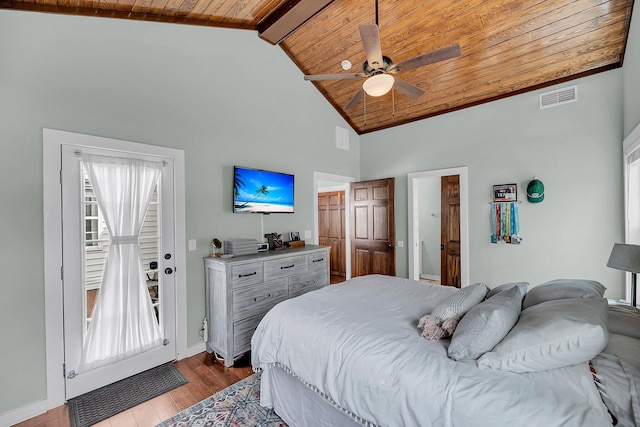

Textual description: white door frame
[408,167,469,286]
[43,128,187,408]
[313,171,355,280]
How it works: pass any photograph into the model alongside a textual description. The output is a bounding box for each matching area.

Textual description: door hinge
[61,266,64,280]
[64,363,77,379]
[59,169,62,184]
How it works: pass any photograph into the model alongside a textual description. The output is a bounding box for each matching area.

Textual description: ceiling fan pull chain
[392,86,395,117]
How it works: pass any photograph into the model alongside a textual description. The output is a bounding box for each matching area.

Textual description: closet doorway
[408,167,469,287]
[314,172,354,284]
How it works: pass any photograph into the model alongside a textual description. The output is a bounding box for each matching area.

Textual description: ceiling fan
[303,2,461,110]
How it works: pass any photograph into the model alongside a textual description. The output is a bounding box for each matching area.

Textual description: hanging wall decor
[493,183,518,202]
[490,201,521,244]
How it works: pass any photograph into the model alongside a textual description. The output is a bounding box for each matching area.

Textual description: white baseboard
[420,274,441,281]
[185,342,207,359]
[2,342,208,426]
[0,398,52,427]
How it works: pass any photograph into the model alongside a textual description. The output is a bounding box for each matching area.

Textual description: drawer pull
[312,258,324,263]
[239,272,257,278]
[280,264,295,269]
[253,293,272,302]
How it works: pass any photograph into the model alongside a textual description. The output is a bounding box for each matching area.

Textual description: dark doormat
[68,362,187,427]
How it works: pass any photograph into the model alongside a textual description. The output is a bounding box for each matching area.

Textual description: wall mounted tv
[233,166,294,214]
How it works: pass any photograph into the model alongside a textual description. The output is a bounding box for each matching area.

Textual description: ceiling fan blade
[393,77,425,99]
[359,24,384,70]
[391,44,461,73]
[345,88,365,110]
[304,73,364,81]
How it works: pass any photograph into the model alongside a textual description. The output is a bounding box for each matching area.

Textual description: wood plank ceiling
[2,0,634,134]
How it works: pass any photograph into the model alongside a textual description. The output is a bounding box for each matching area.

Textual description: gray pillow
[478,297,609,373]
[486,282,529,300]
[448,285,524,360]
[608,305,640,339]
[522,279,606,309]
[431,282,489,320]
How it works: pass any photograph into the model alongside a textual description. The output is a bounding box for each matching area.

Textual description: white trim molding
[408,167,470,286]
[39,128,187,419]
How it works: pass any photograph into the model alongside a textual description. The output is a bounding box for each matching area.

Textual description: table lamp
[607,243,640,307]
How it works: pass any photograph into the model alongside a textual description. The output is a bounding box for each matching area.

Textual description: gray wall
[417,178,441,277]
[0,10,359,414]
[624,1,640,137]
[360,71,626,294]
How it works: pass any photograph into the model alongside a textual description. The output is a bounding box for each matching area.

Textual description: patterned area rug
[157,372,286,426]
[68,362,188,427]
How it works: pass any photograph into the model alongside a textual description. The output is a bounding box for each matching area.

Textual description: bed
[251,275,640,427]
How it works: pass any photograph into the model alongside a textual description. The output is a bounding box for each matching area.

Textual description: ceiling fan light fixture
[363,74,394,97]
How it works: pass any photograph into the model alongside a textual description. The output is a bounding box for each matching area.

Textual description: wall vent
[539,85,578,109]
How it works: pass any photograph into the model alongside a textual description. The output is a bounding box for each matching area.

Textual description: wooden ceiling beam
[258,0,334,45]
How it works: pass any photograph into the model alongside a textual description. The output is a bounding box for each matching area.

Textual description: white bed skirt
[260,364,363,427]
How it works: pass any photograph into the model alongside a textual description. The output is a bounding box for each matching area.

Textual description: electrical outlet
[304,230,312,239]
[188,239,196,251]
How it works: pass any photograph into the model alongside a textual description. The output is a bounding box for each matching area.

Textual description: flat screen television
[233,166,294,213]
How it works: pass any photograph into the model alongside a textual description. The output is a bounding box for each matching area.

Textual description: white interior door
[61,144,177,399]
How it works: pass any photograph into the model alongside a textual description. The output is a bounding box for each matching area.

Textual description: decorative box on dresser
[204,244,330,366]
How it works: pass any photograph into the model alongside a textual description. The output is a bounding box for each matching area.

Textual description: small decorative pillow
[418,282,488,341]
[522,279,606,309]
[477,297,609,373]
[448,285,524,360]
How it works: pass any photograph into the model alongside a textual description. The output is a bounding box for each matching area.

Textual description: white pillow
[477,297,609,373]
[448,285,524,360]
[522,279,606,309]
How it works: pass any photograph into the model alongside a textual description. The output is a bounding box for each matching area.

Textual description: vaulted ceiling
[2,0,634,134]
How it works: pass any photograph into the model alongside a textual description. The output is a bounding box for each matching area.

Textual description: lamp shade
[363,74,394,97]
[607,243,640,273]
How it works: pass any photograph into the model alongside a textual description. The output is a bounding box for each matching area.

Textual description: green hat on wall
[527,177,544,203]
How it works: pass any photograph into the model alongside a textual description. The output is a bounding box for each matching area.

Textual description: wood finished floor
[17,277,346,427]
[14,352,254,427]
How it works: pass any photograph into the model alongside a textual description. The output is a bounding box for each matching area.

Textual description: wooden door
[351,178,395,277]
[441,175,461,287]
[318,191,346,277]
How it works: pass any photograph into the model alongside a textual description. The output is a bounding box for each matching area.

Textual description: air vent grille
[539,85,578,109]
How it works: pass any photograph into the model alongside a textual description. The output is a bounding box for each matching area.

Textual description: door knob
[164,267,173,274]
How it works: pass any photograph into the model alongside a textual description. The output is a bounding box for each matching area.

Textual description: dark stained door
[350,178,395,277]
[318,191,346,277]
[441,175,461,287]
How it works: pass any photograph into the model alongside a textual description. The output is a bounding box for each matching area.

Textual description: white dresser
[204,244,330,366]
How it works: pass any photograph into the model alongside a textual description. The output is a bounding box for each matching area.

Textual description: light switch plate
[188,239,196,251]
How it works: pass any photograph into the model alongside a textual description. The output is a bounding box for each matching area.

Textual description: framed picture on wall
[493,184,517,202]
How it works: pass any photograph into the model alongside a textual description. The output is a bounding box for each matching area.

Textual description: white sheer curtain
[79,154,163,373]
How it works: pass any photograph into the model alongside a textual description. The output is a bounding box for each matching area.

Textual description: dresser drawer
[264,255,307,280]
[288,268,328,299]
[233,313,263,355]
[231,262,264,288]
[308,251,328,271]
[232,278,288,321]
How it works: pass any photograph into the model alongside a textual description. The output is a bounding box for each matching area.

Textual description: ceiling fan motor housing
[363,56,393,75]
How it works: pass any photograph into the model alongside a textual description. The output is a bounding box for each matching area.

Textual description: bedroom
[1,0,639,424]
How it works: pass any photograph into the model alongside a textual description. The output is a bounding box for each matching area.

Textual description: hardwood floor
[14,352,254,427]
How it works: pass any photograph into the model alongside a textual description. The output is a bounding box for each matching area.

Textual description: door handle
[388,243,395,249]
[164,267,173,274]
